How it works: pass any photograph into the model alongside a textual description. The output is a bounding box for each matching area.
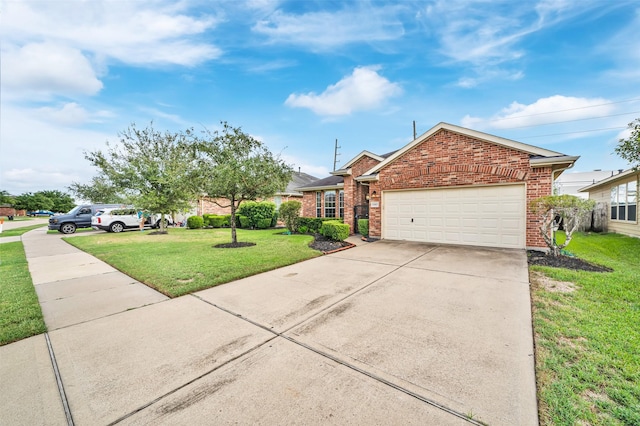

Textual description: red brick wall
[199,195,303,216]
[343,156,381,232]
[368,129,552,248]
[302,192,317,217]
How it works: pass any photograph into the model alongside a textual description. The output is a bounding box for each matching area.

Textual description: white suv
[92,208,146,233]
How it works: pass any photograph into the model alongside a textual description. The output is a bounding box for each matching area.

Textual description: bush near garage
[237,201,276,229]
[319,220,349,241]
[297,217,342,233]
[187,216,204,229]
[256,218,272,229]
[238,215,251,229]
[357,219,369,237]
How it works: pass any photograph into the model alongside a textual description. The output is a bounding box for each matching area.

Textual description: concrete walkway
[0,228,538,425]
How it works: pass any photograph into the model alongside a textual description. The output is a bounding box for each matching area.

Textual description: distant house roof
[579,168,639,193]
[296,175,344,191]
[278,172,320,196]
[555,170,617,198]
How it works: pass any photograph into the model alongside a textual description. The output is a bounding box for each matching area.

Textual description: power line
[487,97,640,123]
[498,110,640,130]
[518,126,627,139]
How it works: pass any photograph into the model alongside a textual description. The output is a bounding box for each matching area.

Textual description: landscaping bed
[308,233,352,253]
[527,250,612,272]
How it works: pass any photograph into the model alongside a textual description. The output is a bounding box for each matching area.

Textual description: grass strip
[0,242,47,345]
[65,227,321,297]
[531,232,640,425]
[0,223,47,238]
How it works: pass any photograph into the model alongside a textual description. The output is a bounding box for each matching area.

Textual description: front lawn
[530,232,640,425]
[0,242,47,345]
[64,228,321,297]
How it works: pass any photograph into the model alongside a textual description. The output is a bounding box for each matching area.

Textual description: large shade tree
[78,123,200,233]
[68,178,126,204]
[615,118,640,169]
[37,190,76,213]
[196,122,293,245]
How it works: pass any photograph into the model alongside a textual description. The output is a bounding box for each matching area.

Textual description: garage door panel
[383,185,525,249]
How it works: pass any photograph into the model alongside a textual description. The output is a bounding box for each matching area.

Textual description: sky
[2,0,640,196]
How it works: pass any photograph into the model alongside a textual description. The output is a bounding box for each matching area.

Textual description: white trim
[363,122,566,176]
[299,183,344,192]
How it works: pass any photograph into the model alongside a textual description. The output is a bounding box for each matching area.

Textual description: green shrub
[209,215,228,228]
[298,217,341,233]
[357,219,369,237]
[187,215,204,229]
[237,201,277,228]
[256,218,272,229]
[271,211,278,228]
[319,220,349,241]
[238,215,251,229]
[279,200,302,233]
[298,225,309,234]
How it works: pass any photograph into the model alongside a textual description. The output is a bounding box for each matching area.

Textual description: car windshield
[66,205,81,215]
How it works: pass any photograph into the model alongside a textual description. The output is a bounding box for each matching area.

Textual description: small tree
[279,200,302,233]
[80,123,200,233]
[530,195,595,256]
[0,190,13,205]
[615,118,640,169]
[195,122,293,245]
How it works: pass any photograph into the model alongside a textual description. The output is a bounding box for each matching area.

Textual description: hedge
[298,217,342,233]
[237,201,276,229]
[319,220,349,241]
[187,215,204,229]
[203,214,229,228]
[357,219,369,237]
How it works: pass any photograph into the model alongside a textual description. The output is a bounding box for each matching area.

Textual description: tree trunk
[230,195,237,244]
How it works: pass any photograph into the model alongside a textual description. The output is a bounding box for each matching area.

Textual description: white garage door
[383,185,526,249]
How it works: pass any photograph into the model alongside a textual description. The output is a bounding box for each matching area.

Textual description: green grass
[64,227,321,297]
[0,223,47,237]
[0,242,47,345]
[531,232,640,425]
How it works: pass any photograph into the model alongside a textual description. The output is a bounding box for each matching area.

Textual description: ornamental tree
[530,195,595,256]
[615,118,640,169]
[279,200,302,233]
[195,122,292,245]
[79,123,200,233]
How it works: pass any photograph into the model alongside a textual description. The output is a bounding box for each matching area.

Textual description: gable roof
[579,168,639,193]
[363,122,572,176]
[296,175,344,191]
[331,150,385,176]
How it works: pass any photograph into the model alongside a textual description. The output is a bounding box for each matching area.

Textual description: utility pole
[333,138,341,171]
[413,120,417,140]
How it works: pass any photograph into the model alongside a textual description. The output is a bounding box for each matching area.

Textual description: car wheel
[60,223,77,234]
[109,222,125,233]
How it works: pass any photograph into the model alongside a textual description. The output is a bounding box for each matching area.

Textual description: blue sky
[2,0,639,195]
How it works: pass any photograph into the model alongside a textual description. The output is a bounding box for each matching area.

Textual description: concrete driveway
[1,232,537,425]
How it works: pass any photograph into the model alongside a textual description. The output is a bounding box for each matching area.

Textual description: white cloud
[253,5,404,50]
[2,43,103,97]
[37,103,90,126]
[285,66,402,116]
[0,1,221,101]
[281,154,330,178]
[461,95,615,130]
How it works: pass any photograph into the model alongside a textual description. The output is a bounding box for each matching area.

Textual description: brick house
[198,171,318,216]
[298,122,579,250]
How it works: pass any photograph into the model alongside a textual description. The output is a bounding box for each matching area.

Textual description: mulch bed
[214,242,256,249]
[308,234,352,253]
[527,250,612,272]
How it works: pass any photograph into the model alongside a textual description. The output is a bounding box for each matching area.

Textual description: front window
[339,190,344,218]
[611,180,637,222]
[325,190,336,218]
[316,192,322,218]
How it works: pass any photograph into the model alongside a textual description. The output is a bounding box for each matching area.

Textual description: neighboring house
[554,170,617,198]
[0,205,26,217]
[198,171,319,215]
[297,122,579,250]
[579,168,639,238]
